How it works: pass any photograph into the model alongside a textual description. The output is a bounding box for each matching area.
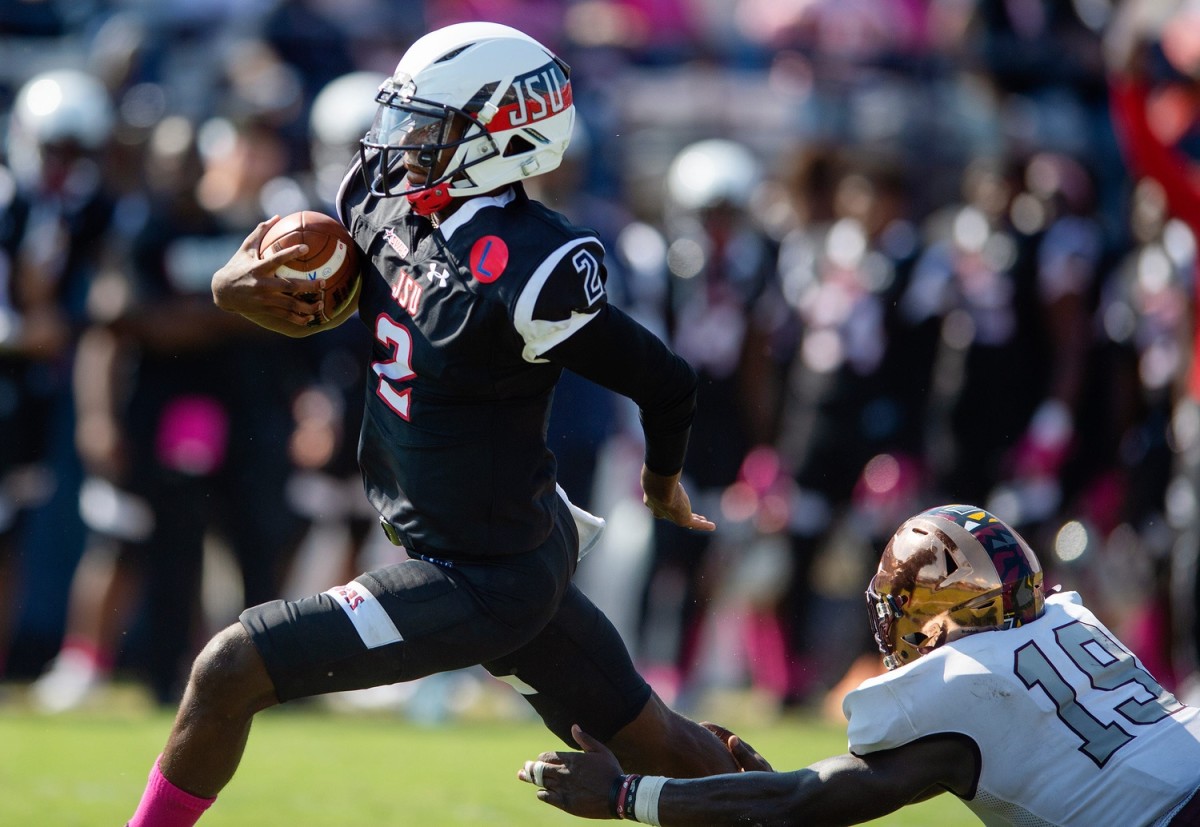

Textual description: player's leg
[606,689,739,776]
[130,510,580,824]
[127,622,276,826]
[128,560,517,826]
[159,623,278,794]
[239,508,577,704]
[485,581,739,777]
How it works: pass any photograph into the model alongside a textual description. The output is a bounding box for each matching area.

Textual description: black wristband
[624,774,643,822]
[609,774,625,819]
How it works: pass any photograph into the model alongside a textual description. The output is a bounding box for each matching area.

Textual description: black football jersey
[340,175,697,558]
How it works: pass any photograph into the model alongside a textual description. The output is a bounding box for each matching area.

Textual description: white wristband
[633,775,667,826]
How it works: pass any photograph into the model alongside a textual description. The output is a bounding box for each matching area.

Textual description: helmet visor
[359,87,488,198]
[366,101,447,158]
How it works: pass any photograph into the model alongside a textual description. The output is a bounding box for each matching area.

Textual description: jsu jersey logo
[391,269,423,316]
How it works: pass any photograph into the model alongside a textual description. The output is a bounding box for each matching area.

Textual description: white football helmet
[665,138,762,214]
[7,69,114,188]
[360,22,575,213]
[311,71,389,205]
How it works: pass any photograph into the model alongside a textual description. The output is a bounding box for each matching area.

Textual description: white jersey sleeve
[844,592,1200,827]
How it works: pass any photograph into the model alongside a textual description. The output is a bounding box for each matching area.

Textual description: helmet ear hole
[944,552,959,576]
[503,135,536,157]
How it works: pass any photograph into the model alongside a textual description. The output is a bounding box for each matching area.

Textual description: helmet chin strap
[407,184,453,216]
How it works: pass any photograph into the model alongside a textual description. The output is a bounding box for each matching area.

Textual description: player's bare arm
[521,725,977,826]
[212,216,355,336]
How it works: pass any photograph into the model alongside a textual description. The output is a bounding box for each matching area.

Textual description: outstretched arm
[547,304,713,531]
[520,724,977,826]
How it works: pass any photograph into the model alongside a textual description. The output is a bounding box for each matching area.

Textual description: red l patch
[470,236,508,283]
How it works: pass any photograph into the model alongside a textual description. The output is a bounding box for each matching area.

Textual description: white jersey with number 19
[844,591,1200,826]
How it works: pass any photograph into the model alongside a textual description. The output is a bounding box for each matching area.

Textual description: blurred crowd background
[3,0,1200,723]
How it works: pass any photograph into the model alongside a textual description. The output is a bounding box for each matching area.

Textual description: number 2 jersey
[844,591,1200,826]
[338,178,697,558]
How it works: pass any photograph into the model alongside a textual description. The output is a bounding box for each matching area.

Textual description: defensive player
[125,21,740,827]
[519,504,1200,826]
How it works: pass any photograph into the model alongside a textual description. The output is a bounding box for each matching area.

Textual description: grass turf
[0,691,966,825]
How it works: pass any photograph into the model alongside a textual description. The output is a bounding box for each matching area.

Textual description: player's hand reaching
[701,722,774,772]
[641,466,716,531]
[518,724,623,819]
[211,216,326,333]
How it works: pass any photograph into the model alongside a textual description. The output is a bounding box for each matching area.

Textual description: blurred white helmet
[666,138,761,213]
[311,71,388,148]
[11,69,114,150]
[7,69,114,189]
[360,21,575,214]
[310,70,388,204]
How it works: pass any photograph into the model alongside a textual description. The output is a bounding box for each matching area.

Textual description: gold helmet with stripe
[867,504,1045,670]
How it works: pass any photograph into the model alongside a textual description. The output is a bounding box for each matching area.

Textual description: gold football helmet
[867,504,1045,670]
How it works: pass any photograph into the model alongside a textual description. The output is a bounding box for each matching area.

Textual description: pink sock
[127,756,215,827]
[61,636,114,673]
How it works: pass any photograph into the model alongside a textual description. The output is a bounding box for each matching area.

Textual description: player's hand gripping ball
[259,210,361,324]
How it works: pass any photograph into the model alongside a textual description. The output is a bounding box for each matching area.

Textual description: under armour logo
[424,262,450,289]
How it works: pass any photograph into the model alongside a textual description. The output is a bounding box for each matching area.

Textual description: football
[259,210,361,324]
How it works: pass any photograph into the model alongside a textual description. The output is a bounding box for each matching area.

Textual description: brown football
[259,210,360,323]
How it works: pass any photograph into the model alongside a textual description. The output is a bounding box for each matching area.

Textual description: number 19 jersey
[844,591,1200,826]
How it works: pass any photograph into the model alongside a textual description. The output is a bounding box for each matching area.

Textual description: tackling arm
[651,736,975,826]
[521,726,977,827]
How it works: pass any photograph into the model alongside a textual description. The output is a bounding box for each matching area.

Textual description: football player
[519,504,1200,826]
[126,21,740,827]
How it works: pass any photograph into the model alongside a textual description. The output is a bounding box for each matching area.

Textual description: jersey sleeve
[843,675,923,755]
[544,303,697,476]
[512,236,607,363]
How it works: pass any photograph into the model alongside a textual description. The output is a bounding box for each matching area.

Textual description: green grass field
[0,687,967,826]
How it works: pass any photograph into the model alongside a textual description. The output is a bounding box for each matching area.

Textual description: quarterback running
[125,21,739,827]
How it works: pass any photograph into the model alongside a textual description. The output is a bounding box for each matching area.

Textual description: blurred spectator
[900,151,1095,532]
[0,68,118,677]
[986,151,1105,528]
[31,111,307,709]
[1106,0,1200,697]
[770,148,929,701]
[632,138,784,707]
